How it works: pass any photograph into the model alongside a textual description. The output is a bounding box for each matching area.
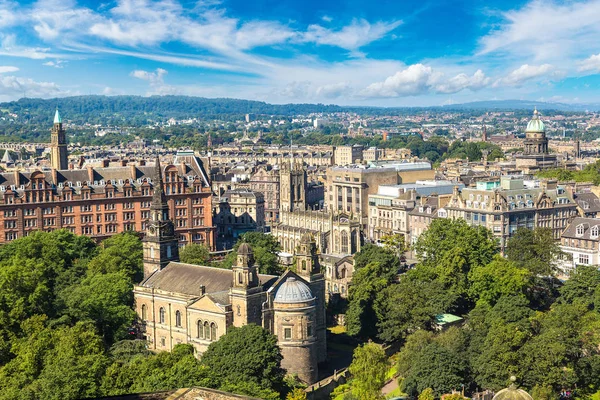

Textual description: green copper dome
[54,108,62,124]
[526,108,544,133]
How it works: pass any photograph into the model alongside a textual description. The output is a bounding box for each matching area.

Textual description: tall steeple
[142,157,179,280]
[50,107,68,170]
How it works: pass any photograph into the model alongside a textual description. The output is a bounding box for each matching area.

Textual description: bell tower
[280,160,307,212]
[50,108,68,170]
[296,233,320,278]
[230,243,262,327]
[142,157,179,280]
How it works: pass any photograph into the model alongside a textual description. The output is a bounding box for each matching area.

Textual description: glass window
[159,308,165,324]
[284,327,292,340]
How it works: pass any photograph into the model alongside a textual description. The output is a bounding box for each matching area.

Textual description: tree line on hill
[343,219,600,399]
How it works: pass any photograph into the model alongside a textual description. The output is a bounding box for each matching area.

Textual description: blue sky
[2,0,600,105]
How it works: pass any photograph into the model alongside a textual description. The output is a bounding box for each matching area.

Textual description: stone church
[133,160,326,384]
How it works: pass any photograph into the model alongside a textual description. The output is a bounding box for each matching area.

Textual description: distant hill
[0,96,597,125]
[442,99,600,112]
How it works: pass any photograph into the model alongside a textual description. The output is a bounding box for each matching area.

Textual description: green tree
[414,218,497,270]
[286,387,308,400]
[87,232,143,282]
[180,244,211,265]
[505,228,562,276]
[200,324,285,398]
[419,387,435,400]
[558,265,600,309]
[380,233,407,259]
[346,261,397,338]
[101,344,212,396]
[60,271,136,344]
[468,256,532,306]
[401,341,467,397]
[348,342,388,400]
[354,243,400,271]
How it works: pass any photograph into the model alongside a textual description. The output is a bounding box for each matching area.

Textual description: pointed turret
[50,107,68,170]
[151,157,168,211]
[54,108,62,124]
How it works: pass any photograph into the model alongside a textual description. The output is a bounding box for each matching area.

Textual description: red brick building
[0,156,215,248]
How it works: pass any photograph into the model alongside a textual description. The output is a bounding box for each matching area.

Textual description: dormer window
[591,225,599,239]
[576,224,585,237]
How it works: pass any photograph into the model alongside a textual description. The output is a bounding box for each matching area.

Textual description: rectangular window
[284,327,292,340]
[579,254,590,265]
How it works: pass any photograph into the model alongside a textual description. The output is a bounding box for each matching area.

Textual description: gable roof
[140,262,277,297]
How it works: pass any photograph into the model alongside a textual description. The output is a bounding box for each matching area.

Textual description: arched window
[210,323,217,340]
[175,310,182,327]
[576,224,584,236]
[204,321,210,340]
[141,304,147,321]
[592,225,599,238]
[159,307,165,324]
[341,231,349,254]
[197,320,203,339]
[340,267,346,279]
[301,260,307,271]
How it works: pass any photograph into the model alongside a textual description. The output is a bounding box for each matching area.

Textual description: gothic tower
[280,160,307,212]
[142,157,179,280]
[295,233,327,363]
[50,108,68,170]
[230,243,264,327]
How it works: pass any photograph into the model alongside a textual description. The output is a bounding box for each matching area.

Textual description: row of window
[141,305,219,341]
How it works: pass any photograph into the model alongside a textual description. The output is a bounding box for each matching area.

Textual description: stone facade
[134,194,326,384]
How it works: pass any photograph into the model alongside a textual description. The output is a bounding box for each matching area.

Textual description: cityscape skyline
[2,0,600,105]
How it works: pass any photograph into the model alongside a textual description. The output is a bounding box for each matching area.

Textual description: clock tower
[142,157,179,280]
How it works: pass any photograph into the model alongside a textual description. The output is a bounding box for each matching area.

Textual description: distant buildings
[445,176,578,249]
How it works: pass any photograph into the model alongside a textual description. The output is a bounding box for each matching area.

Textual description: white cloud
[0,75,66,101]
[434,70,490,94]
[304,19,402,52]
[0,66,19,73]
[578,54,600,73]
[0,34,61,59]
[360,65,493,98]
[235,21,297,50]
[494,64,554,87]
[130,68,168,85]
[479,0,600,61]
[315,82,352,98]
[43,60,66,68]
[362,64,434,97]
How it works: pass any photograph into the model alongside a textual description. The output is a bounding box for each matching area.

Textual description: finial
[510,376,517,382]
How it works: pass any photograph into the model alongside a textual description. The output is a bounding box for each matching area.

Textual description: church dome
[275,277,314,303]
[526,108,545,133]
[492,377,533,400]
[238,242,253,255]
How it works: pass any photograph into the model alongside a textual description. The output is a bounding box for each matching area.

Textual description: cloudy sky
[1,0,600,105]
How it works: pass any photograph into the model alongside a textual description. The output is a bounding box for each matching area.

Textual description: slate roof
[562,217,600,241]
[141,262,277,298]
[574,192,600,214]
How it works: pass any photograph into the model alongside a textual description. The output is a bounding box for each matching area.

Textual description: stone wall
[305,368,349,400]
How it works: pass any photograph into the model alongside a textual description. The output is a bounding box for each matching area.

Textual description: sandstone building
[134,171,326,384]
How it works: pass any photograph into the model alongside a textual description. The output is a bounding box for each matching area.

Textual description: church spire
[54,108,62,124]
[151,156,168,211]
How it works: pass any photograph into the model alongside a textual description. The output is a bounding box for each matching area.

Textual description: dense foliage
[345,219,600,398]
[537,159,600,185]
[0,230,290,399]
